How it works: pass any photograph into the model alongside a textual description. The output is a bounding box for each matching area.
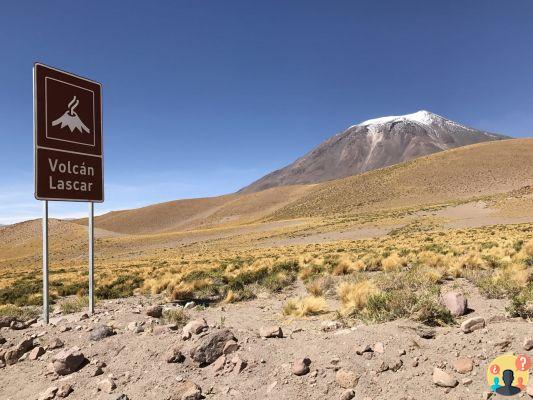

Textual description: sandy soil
[1,280,532,400]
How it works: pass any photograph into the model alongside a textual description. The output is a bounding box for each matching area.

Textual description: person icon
[516,377,525,390]
[491,376,501,392]
[495,369,521,396]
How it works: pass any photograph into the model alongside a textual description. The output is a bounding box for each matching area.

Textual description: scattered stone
[166,347,186,363]
[98,378,116,394]
[223,340,239,355]
[355,344,373,355]
[523,337,533,351]
[399,323,436,339]
[10,320,28,330]
[184,301,196,310]
[292,358,311,376]
[440,292,467,316]
[335,369,359,388]
[59,326,71,333]
[146,305,163,318]
[38,386,58,400]
[90,325,115,341]
[56,384,73,398]
[373,342,385,354]
[321,320,344,332]
[0,336,5,345]
[47,338,64,350]
[113,395,130,400]
[259,326,283,338]
[462,378,473,386]
[29,346,45,360]
[182,318,208,340]
[127,321,144,333]
[0,316,17,328]
[231,354,247,374]
[92,366,104,376]
[212,355,226,372]
[388,358,403,372]
[4,338,34,365]
[453,357,473,374]
[171,380,202,400]
[432,367,458,388]
[340,389,356,400]
[461,317,485,333]
[190,329,236,365]
[52,346,86,375]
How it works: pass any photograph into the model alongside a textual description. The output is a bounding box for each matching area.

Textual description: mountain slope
[269,138,533,219]
[240,110,508,193]
[81,184,314,235]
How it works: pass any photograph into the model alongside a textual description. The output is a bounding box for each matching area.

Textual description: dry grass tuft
[337,280,379,313]
[282,296,328,317]
[381,253,404,272]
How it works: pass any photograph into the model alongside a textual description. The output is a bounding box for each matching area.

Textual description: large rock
[440,292,467,316]
[523,337,533,351]
[335,369,359,388]
[90,325,116,341]
[146,305,163,318]
[453,357,473,374]
[47,338,64,350]
[190,329,236,365]
[56,384,73,398]
[259,326,283,338]
[292,358,311,376]
[38,386,58,400]
[181,318,208,340]
[461,317,485,333]
[52,347,86,375]
[0,316,17,328]
[29,346,45,360]
[4,337,34,365]
[170,381,202,400]
[98,378,116,394]
[432,367,458,387]
[165,347,186,363]
[340,389,356,400]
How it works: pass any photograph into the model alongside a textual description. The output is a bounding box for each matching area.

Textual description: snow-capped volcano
[357,110,450,127]
[239,110,509,193]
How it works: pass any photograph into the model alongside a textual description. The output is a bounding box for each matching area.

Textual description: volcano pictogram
[51,96,91,134]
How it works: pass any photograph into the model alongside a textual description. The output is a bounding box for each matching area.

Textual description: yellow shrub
[282,296,328,317]
[337,280,379,312]
[381,253,404,272]
[524,240,533,257]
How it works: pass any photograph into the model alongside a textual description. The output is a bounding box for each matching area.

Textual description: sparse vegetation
[282,296,328,317]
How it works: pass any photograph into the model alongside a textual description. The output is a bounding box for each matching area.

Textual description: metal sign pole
[89,202,94,314]
[42,200,49,324]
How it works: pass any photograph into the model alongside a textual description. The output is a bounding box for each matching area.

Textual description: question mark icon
[515,355,532,371]
[490,364,500,374]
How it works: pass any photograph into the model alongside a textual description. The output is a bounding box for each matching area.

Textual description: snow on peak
[357,110,444,127]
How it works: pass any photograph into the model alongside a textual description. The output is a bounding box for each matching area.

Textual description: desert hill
[63,138,532,236]
[271,138,533,219]
[240,110,508,193]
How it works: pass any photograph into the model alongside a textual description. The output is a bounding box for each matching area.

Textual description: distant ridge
[239,110,509,193]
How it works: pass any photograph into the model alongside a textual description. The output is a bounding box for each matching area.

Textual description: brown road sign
[34,63,103,202]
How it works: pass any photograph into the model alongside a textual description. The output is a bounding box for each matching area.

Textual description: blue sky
[1,1,532,224]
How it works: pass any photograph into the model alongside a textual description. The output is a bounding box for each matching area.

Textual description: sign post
[89,202,94,314]
[42,201,49,324]
[33,63,103,322]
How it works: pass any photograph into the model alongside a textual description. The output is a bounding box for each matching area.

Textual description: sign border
[33,62,104,203]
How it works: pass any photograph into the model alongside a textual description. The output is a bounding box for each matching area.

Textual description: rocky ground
[1,281,532,400]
